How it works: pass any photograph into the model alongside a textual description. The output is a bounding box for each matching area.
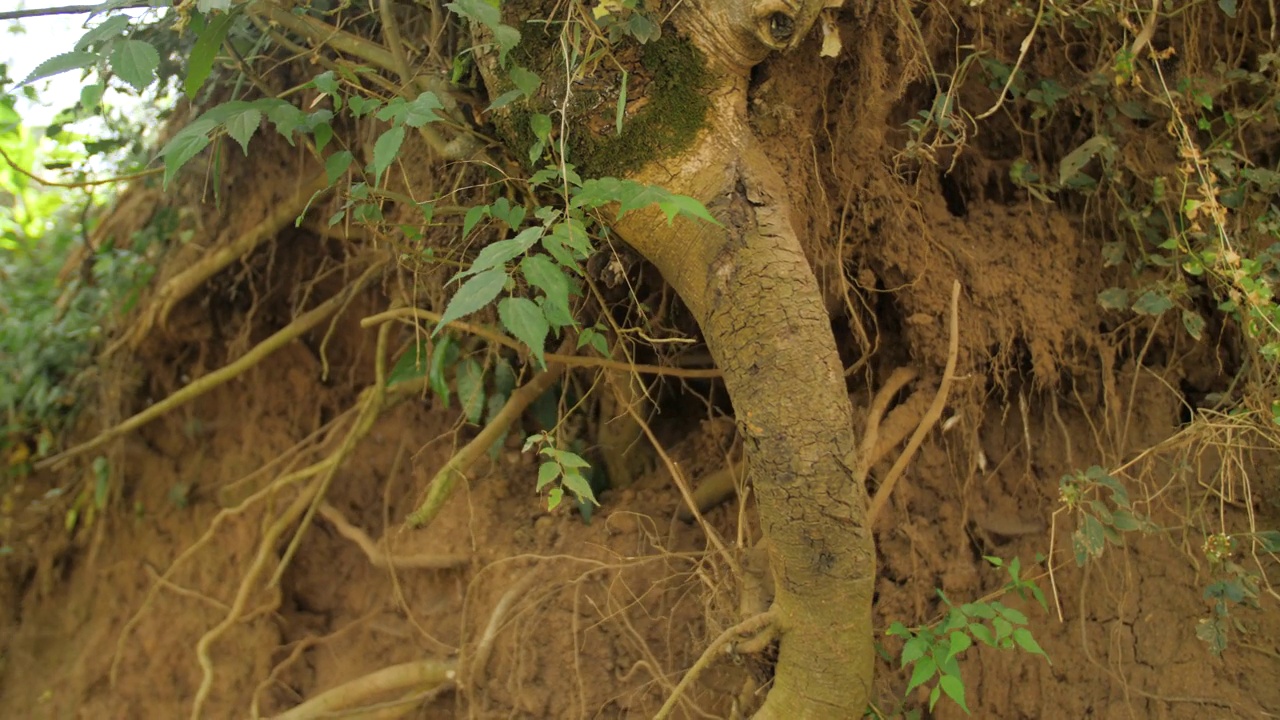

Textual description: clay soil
[3,2,1279,719]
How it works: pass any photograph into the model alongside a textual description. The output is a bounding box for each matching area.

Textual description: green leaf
[992,616,1013,642]
[498,296,550,367]
[110,40,160,92]
[938,675,970,714]
[457,359,486,424]
[945,631,972,662]
[521,254,572,312]
[900,636,928,666]
[1182,310,1205,340]
[459,227,543,279]
[463,205,490,238]
[531,113,553,141]
[429,335,458,405]
[387,340,430,387]
[371,125,405,184]
[1097,287,1128,310]
[537,461,560,491]
[223,106,262,155]
[312,71,339,95]
[578,327,609,356]
[313,122,334,152]
[1012,627,1050,662]
[1256,530,1280,552]
[21,51,99,87]
[1057,135,1114,186]
[80,83,105,110]
[904,655,937,695]
[547,486,564,510]
[92,456,110,510]
[1218,0,1237,16]
[968,623,995,646]
[185,12,234,98]
[488,89,525,111]
[995,605,1027,625]
[159,121,215,188]
[436,267,507,333]
[656,194,719,226]
[325,151,354,184]
[510,65,541,97]
[561,467,599,506]
[615,70,629,135]
[75,15,130,51]
[1132,289,1173,316]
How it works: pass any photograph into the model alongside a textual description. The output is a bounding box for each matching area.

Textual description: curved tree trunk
[609,4,877,714]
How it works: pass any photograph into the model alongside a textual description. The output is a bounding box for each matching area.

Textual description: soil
[2,2,1279,719]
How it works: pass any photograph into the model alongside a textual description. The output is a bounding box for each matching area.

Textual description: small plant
[1057,465,1154,565]
[885,556,1050,715]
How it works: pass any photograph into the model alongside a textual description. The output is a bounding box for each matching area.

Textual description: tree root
[404,360,566,528]
[37,259,386,471]
[867,280,961,525]
[113,172,331,352]
[318,503,469,570]
[653,611,775,720]
[362,307,721,378]
[267,659,457,720]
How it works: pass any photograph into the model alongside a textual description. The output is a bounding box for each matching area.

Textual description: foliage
[885,556,1050,715]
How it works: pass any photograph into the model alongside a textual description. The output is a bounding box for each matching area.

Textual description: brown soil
[2,2,1279,719]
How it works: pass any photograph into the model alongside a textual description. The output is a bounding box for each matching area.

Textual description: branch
[0,144,162,188]
[319,502,470,570]
[653,611,775,720]
[867,280,961,524]
[0,2,154,21]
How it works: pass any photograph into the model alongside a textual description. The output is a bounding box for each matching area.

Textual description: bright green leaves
[488,66,542,111]
[574,177,721,226]
[378,93,445,127]
[1059,466,1154,567]
[887,582,1049,716]
[529,113,553,164]
[526,432,598,511]
[222,105,263,155]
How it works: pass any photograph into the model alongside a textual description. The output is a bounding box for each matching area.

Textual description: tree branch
[0,3,154,21]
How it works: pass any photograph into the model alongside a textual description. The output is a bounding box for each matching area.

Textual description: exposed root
[405,356,566,528]
[362,307,721,378]
[114,172,331,352]
[467,570,540,691]
[867,279,961,525]
[37,259,386,471]
[318,503,470,570]
[267,659,458,720]
[653,611,776,720]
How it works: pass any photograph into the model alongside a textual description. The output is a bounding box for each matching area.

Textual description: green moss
[568,36,710,177]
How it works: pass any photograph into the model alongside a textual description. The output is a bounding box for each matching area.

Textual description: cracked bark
[607,3,877,715]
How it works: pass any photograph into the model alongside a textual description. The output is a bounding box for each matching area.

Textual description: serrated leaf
[75,15,129,51]
[938,675,969,713]
[901,636,928,666]
[1012,627,1050,662]
[992,616,1013,641]
[578,327,609,355]
[656,194,720,226]
[325,151,354,184]
[457,359,486,424]
[995,606,1027,625]
[110,40,160,92]
[460,227,543,279]
[547,486,564,510]
[510,65,541,97]
[945,631,972,662]
[371,125,405,183]
[159,122,215,188]
[537,461,560,491]
[968,623,995,646]
[498,296,550,367]
[21,51,99,87]
[185,11,233,98]
[531,113,552,142]
[562,466,598,506]
[223,106,262,155]
[1257,530,1280,553]
[904,655,936,695]
[521,254,571,311]
[436,267,507,333]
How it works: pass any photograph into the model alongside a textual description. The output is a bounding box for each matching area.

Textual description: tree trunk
[609,4,877,714]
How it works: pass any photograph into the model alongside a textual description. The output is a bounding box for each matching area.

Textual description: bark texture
[610,2,878,715]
